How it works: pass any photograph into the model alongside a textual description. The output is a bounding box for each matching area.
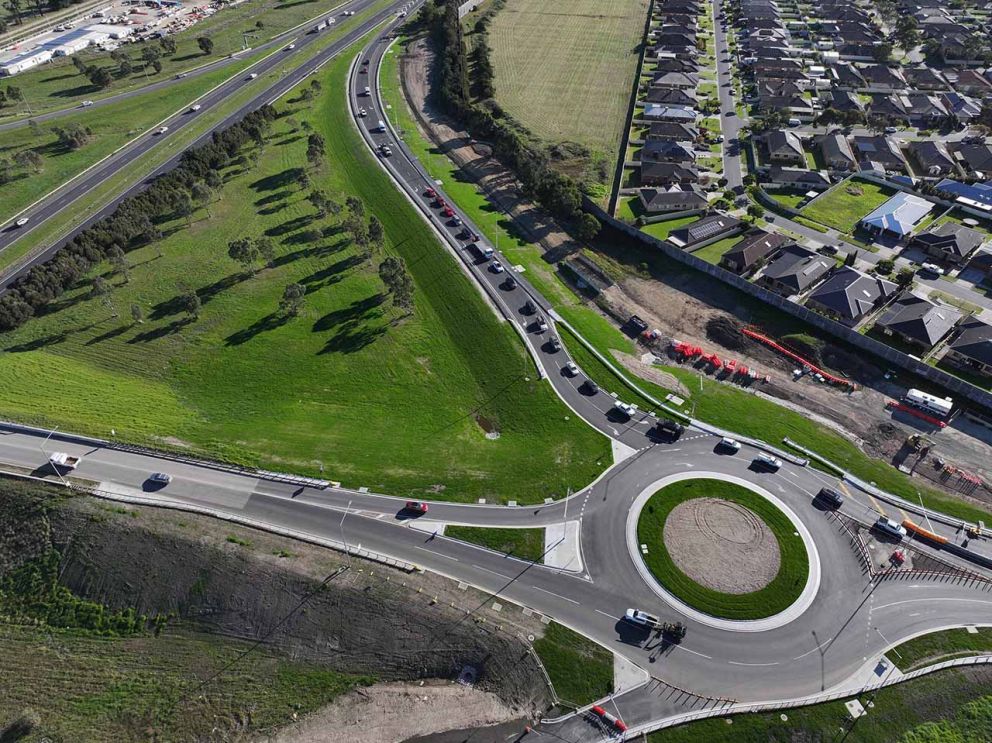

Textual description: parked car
[753,452,782,470]
[883,126,898,134]
[919,262,944,277]
[874,517,907,540]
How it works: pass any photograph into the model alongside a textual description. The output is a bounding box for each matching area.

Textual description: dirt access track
[396,34,992,507]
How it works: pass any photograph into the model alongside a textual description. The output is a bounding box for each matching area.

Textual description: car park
[719,437,741,452]
[816,487,844,509]
[404,500,428,514]
[624,608,661,628]
[148,472,172,485]
[564,362,579,376]
[753,452,782,470]
[874,517,907,540]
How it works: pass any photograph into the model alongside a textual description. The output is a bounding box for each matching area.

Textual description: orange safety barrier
[887,401,948,429]
[902,519,949,546]
[741,328,856,389]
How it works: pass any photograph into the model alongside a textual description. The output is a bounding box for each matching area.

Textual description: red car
[425,187,437,199]
[435,197,446,208]
[405,501,428,514]
[442,206,455,218]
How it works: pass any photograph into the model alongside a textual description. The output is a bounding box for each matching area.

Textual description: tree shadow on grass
[250,167,304,193]
[84,324,131,346]
[149,271,250,320]
[312,293,386,333]
[265,214,315,237]
[319,320,387,355]
[4,331,70,352]
[224,311,291,346]
[269,237,346,268]
[127,317,192,344]
[299,253,363,291]
[255,190,293,207]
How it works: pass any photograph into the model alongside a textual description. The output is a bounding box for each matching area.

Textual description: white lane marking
[874,598,992,611]
[909,612,921,617]
[728,660,780,667]
[534,586,579,604]
[470,564,511,579]
[414,546,459,561]
[792,638,834,661]
[677,645,712,660]
[596,609,617,620]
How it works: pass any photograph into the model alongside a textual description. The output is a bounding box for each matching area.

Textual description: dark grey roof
[807,266,898,321]
[913,222,986,259]
[761,245,833,292]
[876,293,961,347]
[722,230,790,270]
[669,213,744,246]
[949,318,992,365]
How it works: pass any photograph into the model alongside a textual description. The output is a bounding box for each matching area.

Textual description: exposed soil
[663,498,780,594]
[264,681,515,743]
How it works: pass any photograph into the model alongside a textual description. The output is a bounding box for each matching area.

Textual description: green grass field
[636,479,809,620]
[0,51,609,503]
[800,179,896,233]
[533,622,613,707]
[0,0,352,118]
[649,667,992,743]
[0,623,370,742]
[891,628,992,671]
[488,0,648,156]
[692,234,742,265]
[445,526,545,562]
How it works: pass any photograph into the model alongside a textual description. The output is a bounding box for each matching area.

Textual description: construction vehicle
[662,620,687,643]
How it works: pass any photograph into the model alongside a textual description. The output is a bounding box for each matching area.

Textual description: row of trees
[423,0,599,243]
[0,104,278,331]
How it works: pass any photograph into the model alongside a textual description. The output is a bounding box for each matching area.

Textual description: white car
[81,100,94,107]
[536,317,549,333]
[613,400,636,419]
[154,126,169,135]
[624,608,661,628]
[719,437,741,452]
[189,104,201,113]
[358,108,367,117]
[919,262,944,276]
[286,43,295,50]
[564,362,579,376]
[874,517,907,540]
[380,144,392,157]
[248,72,258,79]
[753,452,782,470]
[15,217,29,227]
[490,260,504,273]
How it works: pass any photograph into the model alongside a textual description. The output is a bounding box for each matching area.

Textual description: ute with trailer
[49,452,81,471]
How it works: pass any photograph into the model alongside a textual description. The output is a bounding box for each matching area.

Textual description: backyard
[799,179,895,233]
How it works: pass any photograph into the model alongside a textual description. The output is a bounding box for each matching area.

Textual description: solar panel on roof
[692,220,727,240]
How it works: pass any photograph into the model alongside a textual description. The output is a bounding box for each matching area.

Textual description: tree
[141,46,161,66]
[346,196,364,218]
[53,124,92,150]
[6,85,23,108]
[87,66,113,89]
[296,170,311,191]
[180,291,201,320]
[746,203,764,220]
[151,59,162,75]
[175,193,194,225]
[894,16,920,51]
[197,36,214,55]
[0,89,5,108]
[286,116,299,132]
[91,276,117,316]
[117,56,133,77]
[130,303,143,325]
[306,132,325,166]
[72,56,89,75]
[367,215,384,249]
[280,283,306,317]
[378,256,414,311]
[573,213,600,243]
[227,237,259,273]
[873,42,893,63]
[191,182,213,217]
[13,149,42,172]
[159,36,177,55]
[875,258,895,275]
[896,267,915,288]
[257,236,276,267]
[108,245,129,284]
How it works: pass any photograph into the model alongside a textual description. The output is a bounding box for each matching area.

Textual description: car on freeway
[490,260,504,273]
[154,126,169,135]
[502,276,517,290]
[357,107,367,117]
[442,206,455,218]
[564,362,579,376]
[286,43,295,50]
[547,336,561,352]
[435,197,446,208]
[753,452,782,470]
[379,144,392,157]
[148,472,172,485]
[176,72,188,79]
[404,500,428,514]
[80,100,94,107]
[816,487,844,509]
[719,437,741,452]
[249,72,258,79]
[522,299,536,315]
[425,187,437,199]
[451,215,462,226]
[189,104,201,113]
[884,126,898,134]
[874,517,907,540]
[613,400,636,419]
[536,316,549,333]
[582,379,599,395]
[15,217,29,227]
[624,608,661,628]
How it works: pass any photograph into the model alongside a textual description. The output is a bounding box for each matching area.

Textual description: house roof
[937,178,992,209]
[859,65,908,87]
[643,104,697,121]
[642,139,696,162]
[761,244,833,292]
[767,166,830,187]
[820,133,856,163]
[639,185,708,211]
[853,135,907,169]
[912,221,986,259]
[645,87,698,105]
[968,248,992,273]
[647,122,699,140]
[722,230,790,270]
[830,90,864,111]
[641,161,699,181]
[909,140,954,169]
[860,192,933,235]
[764,130,804,159]
[905,66,948,89]
[949,318,992,366]
[668,213,744,247]
[876,293,962,347]
[807,266,898,320]
[958,144,992,175]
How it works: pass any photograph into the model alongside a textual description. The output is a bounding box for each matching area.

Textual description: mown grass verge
[445,526,545,562]
[636,479,809,620]
[891,627,992,671]
[533,622,613,708]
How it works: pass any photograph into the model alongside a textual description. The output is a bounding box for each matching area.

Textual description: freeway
[0,0,409,290]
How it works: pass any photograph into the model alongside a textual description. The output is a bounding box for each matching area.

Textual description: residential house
[805,266,898,325]
[646,87,698,106]
[835,41,879,60]
[757,244,833,296]
[642,104,697,123]
[853,135,908,174]
[912,222,986,265]
[904,93,948,125]
[874,293,962,350]
[859,191,933,238]
[819,134,857,171]
[652,71,699,90]
[758,80,806,98]
[829,90,865,113]
[867,94,908,120]
[762,130,806,166]
[667,213,745,250]
[909,140,956,177]
[654,57,700,74]
[967,248,992,283]
[765,166,831,190]
[942,92,982,125]
[953,69,992,97]
[756,95,815,118]
[957,144,992,178]
[720,230,790,274]
[935,178,992,211]
[944,318,992,377]
[641,139,696,164]
[904,66,949,91]
[638,185,708,214]
[646,122,699,141]
[641,161,699,186]
[831,63,866,89]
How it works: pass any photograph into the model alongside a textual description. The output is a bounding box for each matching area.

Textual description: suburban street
[712,0,742,191]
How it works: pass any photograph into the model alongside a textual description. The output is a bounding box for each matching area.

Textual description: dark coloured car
[656,418,684,441]
[816,487,844,509]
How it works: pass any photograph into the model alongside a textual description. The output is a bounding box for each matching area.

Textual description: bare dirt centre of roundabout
[633,474,814,623]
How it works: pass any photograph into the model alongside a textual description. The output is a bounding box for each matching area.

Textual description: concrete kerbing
[544,521,583,573]
[625,471,821,632]
[613,653,651,695]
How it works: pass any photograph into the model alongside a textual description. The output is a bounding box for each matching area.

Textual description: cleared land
[445,526,546,562]
[533,622,612,707]
[487,0,648,157]
[0,52,609,502]
[799,179,895,233]
[636,479,809,620]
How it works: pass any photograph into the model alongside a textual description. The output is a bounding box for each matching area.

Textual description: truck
[468,242,494,261]
[49,452,81,470]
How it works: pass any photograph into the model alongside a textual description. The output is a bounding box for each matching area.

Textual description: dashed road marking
[534,586,579,604]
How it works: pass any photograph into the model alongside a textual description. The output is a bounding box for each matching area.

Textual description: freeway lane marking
[595,609,617,620]
[533,586,579,605]
[727,660,780,667]
[874,598,992,611]
[793,637,834,661]
[414,546,458,561]
[470,564,511,580]
[677,646,712,660]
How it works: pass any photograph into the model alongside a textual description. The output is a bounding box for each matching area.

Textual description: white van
[363,86,371,96]
[376,120,386,132]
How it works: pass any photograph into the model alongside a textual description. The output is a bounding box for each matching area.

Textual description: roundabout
[627,471,821,630]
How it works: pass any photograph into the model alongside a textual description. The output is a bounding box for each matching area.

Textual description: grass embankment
[891,628,992,671]
[0,624,370,741]
[0,51,609,502]
[636,479,809,620]
[649,668,992,743]
[445,526,545,562]
[800,179,896,233]
[0,0,352,118]
[533,622,613,707]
